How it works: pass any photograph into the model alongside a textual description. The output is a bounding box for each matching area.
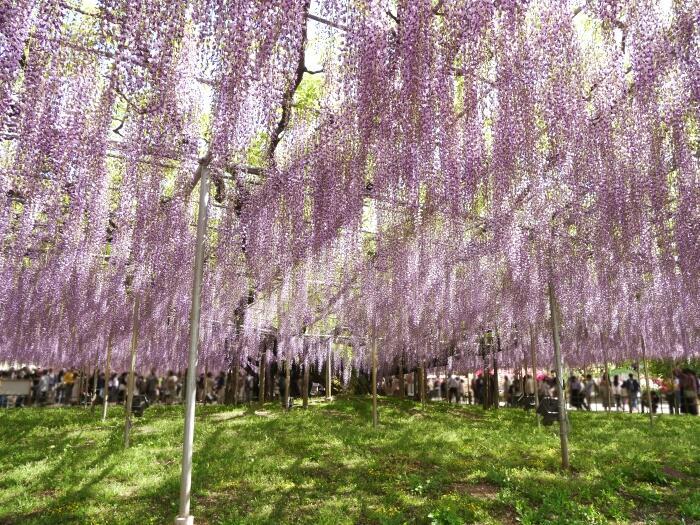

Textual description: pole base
[174,515,194,525]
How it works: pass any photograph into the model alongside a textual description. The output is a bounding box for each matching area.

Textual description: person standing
[96,372,105,404]
[446,374,459,404]
[672,368,683,414]
[204,372,216,404]
[568,375,583,410]
[38,371,50,405]
[583,374,596,411]
[680,368,699,415]
[146,369,159,404]
[502,375,512,406]
[109,373,119,403]
[612,375,622,410]
[524,374,535,396]
[599,373,611,411]
[63,369,75,405]
[623,374,640,413]
[165,370,178,404]
[474,374,484,405]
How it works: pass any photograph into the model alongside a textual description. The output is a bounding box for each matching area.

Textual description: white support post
[175,158,211,525]
[325,343,332,401]
[641,334,653,427]
[548,281,570,470]
[530,323,540,428]
[91,350,99,412]
[102,332,113,421]
[371,339,378,427]
[124,294,140,448]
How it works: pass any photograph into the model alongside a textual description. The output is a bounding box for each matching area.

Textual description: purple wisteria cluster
[0,0,698,376]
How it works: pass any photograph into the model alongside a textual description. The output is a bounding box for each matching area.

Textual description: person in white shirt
[447,375,460,403]
[38,371,50,404]
[502,375,511,405]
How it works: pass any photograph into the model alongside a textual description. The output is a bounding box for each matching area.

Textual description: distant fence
[0,379,32,397]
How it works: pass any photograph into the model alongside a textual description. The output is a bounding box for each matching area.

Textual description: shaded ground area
[0,398,698,524]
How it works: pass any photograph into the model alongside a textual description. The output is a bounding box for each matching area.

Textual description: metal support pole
[641,334,653,427]
[259,347,267,407]
[483,351,490,410]
[420,344,427,406]
[303,357,309,409]
[493,354,499,409]
[371,339,378,427]
[398,352,405,399]
[601,333,612,412]
[548,282,570,470]
[76,340,84,405]
[78,365,86,407]
[175,158,210,525]
[91,350,99,412]
[530,324,540,428]
[124,293,140,448]
[284,359,291,410]
[102,332,113,422]
[325,344,332,401]
[222,339,230,404]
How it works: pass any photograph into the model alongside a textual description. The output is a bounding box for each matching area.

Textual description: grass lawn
[0,397,698,525]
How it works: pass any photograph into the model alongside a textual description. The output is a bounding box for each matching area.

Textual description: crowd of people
[499,368,700,415]
[1,364,698,416]
[0,365,323,408]
[383,367,699,416]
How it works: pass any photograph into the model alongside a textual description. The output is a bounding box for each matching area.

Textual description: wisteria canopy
[1,0,699,377]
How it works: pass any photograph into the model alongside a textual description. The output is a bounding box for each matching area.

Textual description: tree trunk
[232,356,240,406]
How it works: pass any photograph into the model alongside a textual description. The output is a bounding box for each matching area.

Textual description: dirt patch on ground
[207,410,246,423]
[196,482,255,515]
[494,507,519,525]
[322,409,354,420]
[662,466,691,481]
[444,408,486,421]
[447,481,500,499]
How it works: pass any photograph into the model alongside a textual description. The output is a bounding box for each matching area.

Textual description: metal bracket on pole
[175,155,211,525]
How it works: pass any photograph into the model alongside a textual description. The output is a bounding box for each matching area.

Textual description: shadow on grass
[1,398,699,524]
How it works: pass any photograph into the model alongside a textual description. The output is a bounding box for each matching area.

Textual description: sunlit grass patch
[0,398,698,524]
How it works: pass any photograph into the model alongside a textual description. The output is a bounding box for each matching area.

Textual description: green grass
[0,398,698,525]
